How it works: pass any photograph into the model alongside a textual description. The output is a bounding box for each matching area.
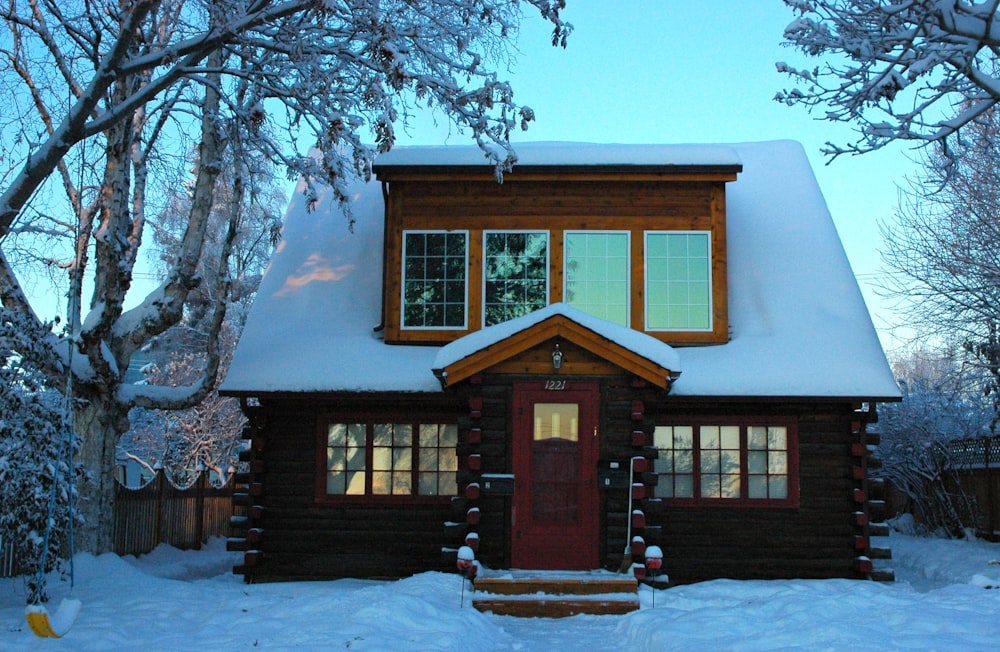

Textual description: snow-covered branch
[777,0,1000,157]
[0,0,572,554]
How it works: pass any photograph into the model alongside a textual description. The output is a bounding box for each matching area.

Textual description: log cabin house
[220,140,901,585]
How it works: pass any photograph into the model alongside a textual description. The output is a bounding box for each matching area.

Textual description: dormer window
[645,231,712,331]
[484,231,549,326]
[402,230,468,329]
[375,154,740,346]
[564,231,630,326]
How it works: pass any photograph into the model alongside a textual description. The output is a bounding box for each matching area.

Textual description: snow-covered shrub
[0,308,80,603]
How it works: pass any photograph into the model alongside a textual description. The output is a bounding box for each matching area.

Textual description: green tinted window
[645,232,712,330]
[564,232,629,326]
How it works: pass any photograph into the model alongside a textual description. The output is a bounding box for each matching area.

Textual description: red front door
[511,381,600,569]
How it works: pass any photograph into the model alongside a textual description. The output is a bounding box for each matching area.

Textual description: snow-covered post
[456,545,477,607]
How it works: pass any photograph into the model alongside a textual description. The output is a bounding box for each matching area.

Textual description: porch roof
[432,303,680,389]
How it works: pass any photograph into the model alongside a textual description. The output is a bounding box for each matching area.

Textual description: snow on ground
[2,530,999,651]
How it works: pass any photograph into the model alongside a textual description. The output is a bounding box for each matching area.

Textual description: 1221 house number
[544,379,567,390]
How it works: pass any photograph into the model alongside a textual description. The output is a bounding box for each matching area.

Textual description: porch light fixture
[551,344,563,370]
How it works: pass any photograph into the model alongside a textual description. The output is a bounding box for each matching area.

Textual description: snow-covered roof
[373,141,743,170]
[221,140,900,400]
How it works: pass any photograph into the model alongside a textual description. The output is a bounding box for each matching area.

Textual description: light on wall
[551,344,563,370]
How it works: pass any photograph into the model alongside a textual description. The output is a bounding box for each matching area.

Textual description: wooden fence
[113,469,234,556]
[1,470,233,578]
[945,436,1000,540]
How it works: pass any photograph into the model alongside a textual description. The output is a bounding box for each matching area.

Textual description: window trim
[400,229,469,331]
[315,414,458,504]
[653,417,799,508]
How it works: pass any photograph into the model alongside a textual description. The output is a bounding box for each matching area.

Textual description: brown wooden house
[220,141,901,584]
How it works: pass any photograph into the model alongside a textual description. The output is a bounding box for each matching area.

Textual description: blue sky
[392,2,919,351]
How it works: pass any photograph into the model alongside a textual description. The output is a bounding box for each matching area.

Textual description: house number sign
[544,379,567,390]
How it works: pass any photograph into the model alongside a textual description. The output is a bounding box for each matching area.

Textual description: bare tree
[879,108,1000,430]
[0,0,572,553]
[777,1,1000,158]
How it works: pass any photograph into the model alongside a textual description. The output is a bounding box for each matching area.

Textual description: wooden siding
[436,316,676,389]
[382,177,729,346]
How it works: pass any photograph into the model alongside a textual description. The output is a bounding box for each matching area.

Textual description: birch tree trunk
[74,399,130,554]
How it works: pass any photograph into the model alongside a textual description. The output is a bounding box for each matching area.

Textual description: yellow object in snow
[25,599,82,638]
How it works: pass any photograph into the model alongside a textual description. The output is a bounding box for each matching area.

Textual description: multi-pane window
[654,422,794,505]
[324,422,458,498]
[700,425,741,499]
[326,423,367,495]
[402,231,468,329]
[373,423,413,495]
[390,225,724,341]
[653,425,694,498]
[484,231,549,326]
[564,231,630,326]
[748,426,789,499]
[418,424,459,495]
[645,231,712,331]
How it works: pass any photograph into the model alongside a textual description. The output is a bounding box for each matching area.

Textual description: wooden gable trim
[434,314,677,389]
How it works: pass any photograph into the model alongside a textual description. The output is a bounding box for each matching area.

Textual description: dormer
[372,143,742,346]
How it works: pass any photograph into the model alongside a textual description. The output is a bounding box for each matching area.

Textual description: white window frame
[400,229,469,330]
[644,230,713,332]
[482,229,551,327]
[563,230,631,326]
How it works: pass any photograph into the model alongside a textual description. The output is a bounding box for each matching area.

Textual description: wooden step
[472,596,640,617]
[472,571,640,618]
[870,568,896,582]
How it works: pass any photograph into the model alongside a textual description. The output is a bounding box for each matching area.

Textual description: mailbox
[597,460,631,490]
[480,473,515,495]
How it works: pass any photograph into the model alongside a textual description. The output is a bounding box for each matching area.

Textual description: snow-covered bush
[0,308,80,603]
[878,348,992,537]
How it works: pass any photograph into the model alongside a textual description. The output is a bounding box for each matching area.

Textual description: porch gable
[432,303,681,389]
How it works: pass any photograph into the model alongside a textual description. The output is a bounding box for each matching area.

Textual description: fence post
[987,437,996,539]
[195,465,207,549]
[153,464,165,549]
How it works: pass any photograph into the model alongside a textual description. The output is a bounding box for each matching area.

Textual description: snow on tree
[0,0,572,554]
[122,321,246,488]
[118,146,284,488]
[0,308,80,603]
[777,1,1000,158]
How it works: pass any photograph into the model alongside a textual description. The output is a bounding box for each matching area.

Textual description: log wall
[235,396,463,582]
[620,390,866,583]
[236,387,875,583]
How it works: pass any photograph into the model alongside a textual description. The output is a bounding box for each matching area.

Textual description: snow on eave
[433,303,681,374]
